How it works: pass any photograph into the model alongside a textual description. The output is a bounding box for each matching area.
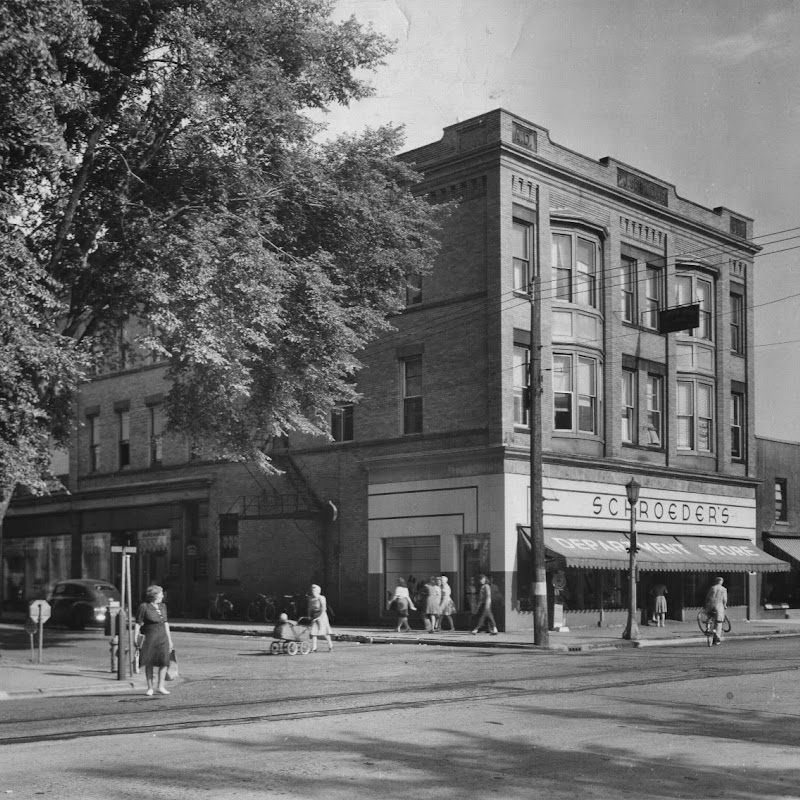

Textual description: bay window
[677,379,715,453]
[552,231,601,308]
[553,353,600,434]
[676,272,713,341]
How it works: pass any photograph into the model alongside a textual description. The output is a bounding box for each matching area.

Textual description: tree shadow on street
[68,709,799,800]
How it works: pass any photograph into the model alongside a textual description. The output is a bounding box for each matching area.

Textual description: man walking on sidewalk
[471,574,498,635]
[705,576,728,646]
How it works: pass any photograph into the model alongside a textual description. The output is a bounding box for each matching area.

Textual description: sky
[314,0,800,442]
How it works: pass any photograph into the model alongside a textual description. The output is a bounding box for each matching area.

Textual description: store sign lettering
[592,496,730,525]
[551,537,691,556]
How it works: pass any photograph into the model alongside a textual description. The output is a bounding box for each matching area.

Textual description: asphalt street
[1,629,799,799]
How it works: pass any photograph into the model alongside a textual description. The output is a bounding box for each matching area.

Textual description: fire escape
[236,453,337,523]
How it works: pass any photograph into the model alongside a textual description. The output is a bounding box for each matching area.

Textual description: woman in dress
[423,576,441,633]
[134,584,174,696]
[650,583,668,628]
[307,584,333,652]
[437,575,455,631]
[389,578,416,632]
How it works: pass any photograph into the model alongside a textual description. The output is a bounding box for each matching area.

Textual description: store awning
[517,527,791,573]
[763,536,800,570]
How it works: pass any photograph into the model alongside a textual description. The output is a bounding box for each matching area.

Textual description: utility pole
[529,273,549,647]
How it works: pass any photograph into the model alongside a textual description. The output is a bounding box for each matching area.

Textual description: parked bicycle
[246,593,278,623]
[697,608,731,645]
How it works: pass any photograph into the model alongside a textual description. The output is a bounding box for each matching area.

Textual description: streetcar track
[2,661,798,746]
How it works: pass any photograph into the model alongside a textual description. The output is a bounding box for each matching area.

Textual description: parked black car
[47,579,121,630]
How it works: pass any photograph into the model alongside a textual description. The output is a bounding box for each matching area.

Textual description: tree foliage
[0,0,444,490]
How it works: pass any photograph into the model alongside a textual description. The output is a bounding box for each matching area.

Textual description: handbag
[165,649,179,681]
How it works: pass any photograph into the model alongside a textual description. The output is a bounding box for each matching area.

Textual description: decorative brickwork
[512,122,536,151]
[427,176,487,204]
[619,216,666,248]
[730,259,747,280]
[511,174,537,202]
[730,217,747,238]
[617,168,669,206]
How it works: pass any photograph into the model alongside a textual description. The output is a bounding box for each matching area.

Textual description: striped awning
[518,527,791,573]
[763,536,800,570]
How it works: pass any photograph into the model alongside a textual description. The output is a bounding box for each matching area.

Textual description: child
[272,612,293,641]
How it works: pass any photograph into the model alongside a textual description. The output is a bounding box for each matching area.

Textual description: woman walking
[438,576,456,631]
[390,578,416,632]
[308,584,334,652]
[134,585,174,696]
[422,576,441,632]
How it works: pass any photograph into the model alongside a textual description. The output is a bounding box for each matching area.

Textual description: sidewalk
[2,616,800,701]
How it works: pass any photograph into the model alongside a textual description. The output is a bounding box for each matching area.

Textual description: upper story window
[118,411,130,469]
[148,406,164,465]
[553,353,600,435]
[513,220,533,291]
[620,256,636,324]
[621,369,636,443]
[620,245,663,329]
[406,274,422,306]
[643,264,663,329]
[331,405,354,442]
[402,356,423,435]
[552,231,600,309]
[646,375,663,448]
[730,392,745,461]
[88,415,101,473]
[775,479,788,522]
[730,292,745,355]
[513,345,530,427]
[677,379,714,453]
[676,272,713,341]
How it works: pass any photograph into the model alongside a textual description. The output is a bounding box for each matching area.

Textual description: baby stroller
[270,616,313,655]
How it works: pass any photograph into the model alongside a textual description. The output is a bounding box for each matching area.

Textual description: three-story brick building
[4,109,789,627]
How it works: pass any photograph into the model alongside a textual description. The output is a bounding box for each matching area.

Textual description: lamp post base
[622,618,640,641]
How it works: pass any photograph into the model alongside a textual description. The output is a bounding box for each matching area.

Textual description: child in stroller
[269,613,313,655]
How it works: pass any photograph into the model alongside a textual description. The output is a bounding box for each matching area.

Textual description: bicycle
[246,593,278,623]
[697,609,731,646]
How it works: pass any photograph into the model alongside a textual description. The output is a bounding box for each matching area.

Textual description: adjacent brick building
[4,109,789,628]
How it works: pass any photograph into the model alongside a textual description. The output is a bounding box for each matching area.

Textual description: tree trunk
[0,483,15,618]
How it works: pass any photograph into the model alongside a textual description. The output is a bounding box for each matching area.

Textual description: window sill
[621,442,663,452]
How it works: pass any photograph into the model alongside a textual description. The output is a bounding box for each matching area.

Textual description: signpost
[24,618,37,661]
[28,599,51,663]
[111,545,136,680]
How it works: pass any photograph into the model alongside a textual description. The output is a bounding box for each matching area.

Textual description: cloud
[697,7,795,63]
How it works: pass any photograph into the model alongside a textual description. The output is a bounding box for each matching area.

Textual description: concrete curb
[169,621,800,652]
[0,680,138,701]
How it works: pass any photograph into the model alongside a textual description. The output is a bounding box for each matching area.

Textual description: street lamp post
[622,477,641,641]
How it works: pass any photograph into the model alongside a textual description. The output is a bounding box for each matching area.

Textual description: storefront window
[762,572,799,608]
[2,535,72,604]
[384,536,441,608]
[82,532,111,580]
[682,572,746,606]
[461,534,490,614]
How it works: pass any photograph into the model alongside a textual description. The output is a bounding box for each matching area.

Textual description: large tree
[0,0,443,514]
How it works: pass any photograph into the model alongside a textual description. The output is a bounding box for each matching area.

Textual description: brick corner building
[3,109,789,629]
